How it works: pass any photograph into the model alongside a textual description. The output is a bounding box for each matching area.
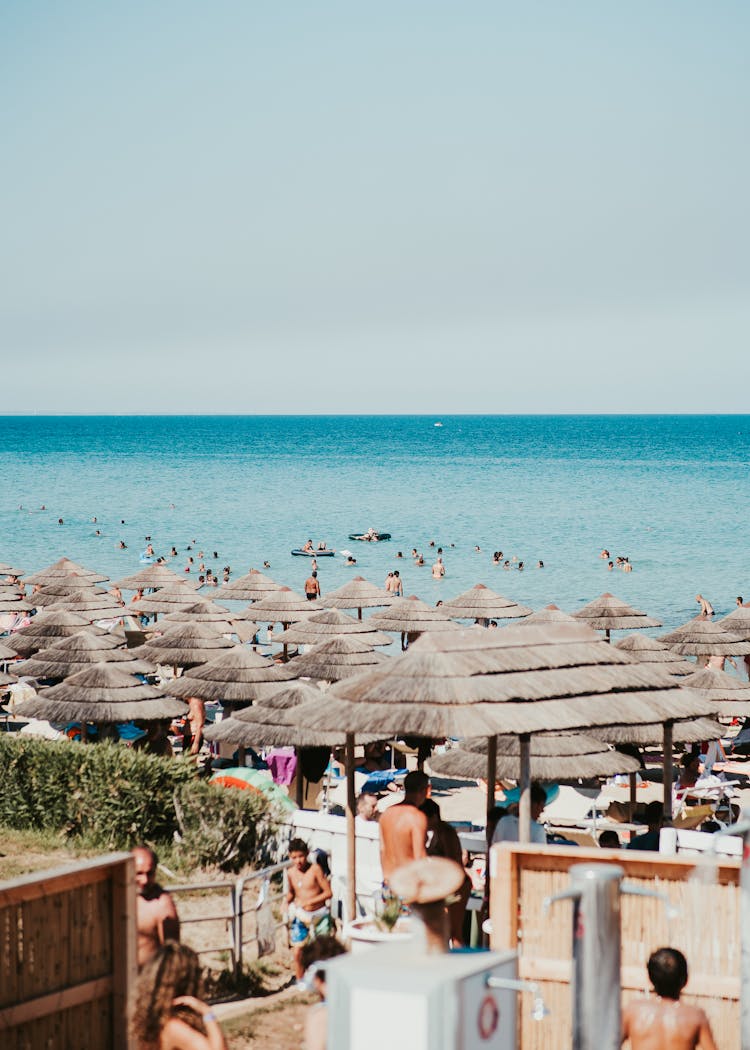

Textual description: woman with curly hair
[130,942,228,1050]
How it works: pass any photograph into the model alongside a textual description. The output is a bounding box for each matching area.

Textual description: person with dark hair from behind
[599,830,621,849]
[622,947,717,1050]
[130,941,228,1049]
[300,935,347,1050]
[378,769,429,884]
[491,783,548,845]
[420,799,472,946]
[627,801,664,852]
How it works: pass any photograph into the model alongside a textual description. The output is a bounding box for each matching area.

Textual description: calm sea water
[1,415,748,632]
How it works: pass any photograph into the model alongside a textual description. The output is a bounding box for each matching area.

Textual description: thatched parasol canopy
[112,564,188,591]
[14,663,188,723]
[13,630,155,679]
[24,558,109,585]
[516,604,578,626]
[288,636,390,681]
[248,586,324,622]
[132,622,236,669]
[47,592,127,619]
[203,682,376,748]
[0,563,25,578]
[216,569,282,603]
[0,640,19,661]
[614,634,696,674]
[676,667,750,716]
[292,623,715,739]
[162,602,259,642]
[571,592,661,637]
[324,576,393,613]
[717,605,750,641]
[366,595,461,635]
[657,617,750,657]
[30,581,108,607]
[4,610,105,656]
[273,608,392,647]
[0,670,18,688]
[427,732,642,781]
[441,584,532,621]
[164,645,295,702]
[0,594,35,612]
[591,718,724,746]
[126,585,210,616]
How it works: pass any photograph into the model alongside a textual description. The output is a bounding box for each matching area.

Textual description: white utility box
[326,945,519,1050]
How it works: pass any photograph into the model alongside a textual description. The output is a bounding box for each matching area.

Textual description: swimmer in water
[622,947,716,1050]
[696,594,714,617]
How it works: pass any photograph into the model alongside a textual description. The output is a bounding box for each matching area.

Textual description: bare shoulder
[161,1016,207,1050]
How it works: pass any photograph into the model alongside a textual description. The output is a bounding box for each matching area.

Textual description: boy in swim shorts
[286,838,333,980]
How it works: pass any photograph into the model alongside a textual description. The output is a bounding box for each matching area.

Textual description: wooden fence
[0,852,137,1050]
[489,843,740,1050]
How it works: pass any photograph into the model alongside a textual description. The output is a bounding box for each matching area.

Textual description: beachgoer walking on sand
[305,571,321,601]
[379,770,429,884]
[285,838,333,981]
[696,594,714,617]
[622,947,717,1050]
[133,847,180,969]
[130,941,228,1049]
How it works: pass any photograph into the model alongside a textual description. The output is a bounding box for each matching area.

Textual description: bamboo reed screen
[0,852,137,1050]
[490,843,740,1050]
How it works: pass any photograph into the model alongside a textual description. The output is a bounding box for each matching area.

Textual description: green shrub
[0,736,281,871]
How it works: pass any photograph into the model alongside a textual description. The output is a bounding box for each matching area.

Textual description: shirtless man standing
[622,947,716,1050]
[432,557,445,579]
[379,770,429,884]
[285,838,333,980]
[133,846,180,968]
[305,571,321,601]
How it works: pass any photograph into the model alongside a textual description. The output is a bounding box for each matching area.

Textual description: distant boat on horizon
[434,421,443,427]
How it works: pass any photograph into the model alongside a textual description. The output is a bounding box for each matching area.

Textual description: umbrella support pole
[628,772,637,823]
[663,723,674,823]
[237,746,246,769]
[486,736,497,807]
[295,748,304,809]
[346,733,357,924]
[518,734,531,844]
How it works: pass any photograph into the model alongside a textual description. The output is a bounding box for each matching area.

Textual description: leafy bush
[0,736,281,871]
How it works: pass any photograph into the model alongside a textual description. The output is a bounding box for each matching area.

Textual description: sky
[1,2,748,413]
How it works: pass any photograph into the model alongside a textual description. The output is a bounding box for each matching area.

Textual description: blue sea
[1,415,748,632]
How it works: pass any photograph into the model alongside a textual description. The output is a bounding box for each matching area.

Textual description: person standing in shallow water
[305,571,320,601]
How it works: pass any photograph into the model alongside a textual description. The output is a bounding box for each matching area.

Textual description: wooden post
[518,734,531,844]
[628,771,637,823]
[295,748,304,809]
[486,735,497,808]
[346,733,357,923]
[663,722,674,822]
[110,854,138,1050]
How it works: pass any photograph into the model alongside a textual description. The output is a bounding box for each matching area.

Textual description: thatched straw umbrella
[292,622,713,916]
[0,670,18,688]
[0,595,35,613]
[717,605,750,640]
[441,584,532,622]
[0,640,19,663]
[324,576,393,620]
[163,645,296,704]
[515,604,578,626]
[215,569,282,603]
[367,595,460,650]
[30,581,108,607]
[0,563,25,578]
[592,718,724,747]
[112,564,188,591]
[571,592,662,641]
[657,617,750,658]
[288,636,389,682]
[4,610,106,656]
[132,622,236,672]
[248,587,323,625]
[13,630,155,680]
[47,592,127,619]
[126,585,210,619]
[14,663,188,726]
[162,602,259,643]
[427,732,642,781]
[24,558,109,585]
[273,608,392,648]
[614,634,696,675]
[677,668,750,716]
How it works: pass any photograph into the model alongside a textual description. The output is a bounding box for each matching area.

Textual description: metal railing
[166,860,292,977]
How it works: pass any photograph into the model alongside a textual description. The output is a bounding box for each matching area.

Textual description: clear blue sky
[1,2,748,413]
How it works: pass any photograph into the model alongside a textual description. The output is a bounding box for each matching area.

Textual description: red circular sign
[478,995,500,1040]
